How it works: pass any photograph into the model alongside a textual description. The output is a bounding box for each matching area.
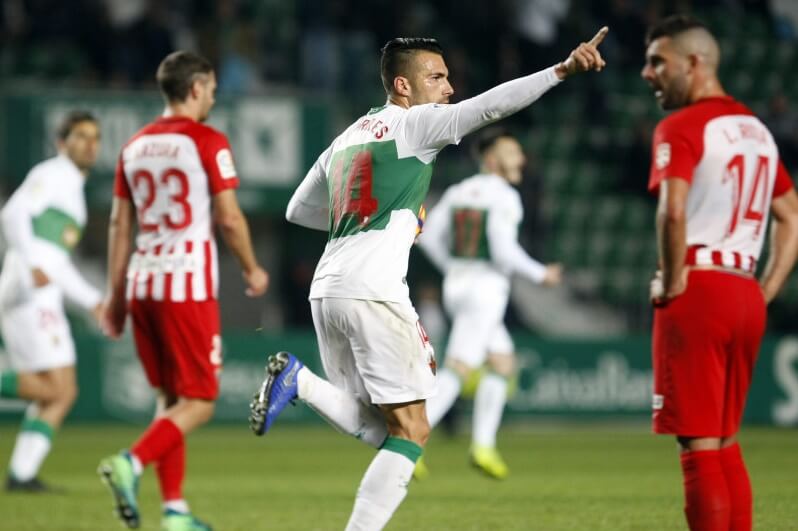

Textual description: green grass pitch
[0,422,796,530]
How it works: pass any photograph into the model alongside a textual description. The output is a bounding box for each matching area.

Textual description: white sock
[9,431,52,481]
[472,372,508,448]
[129,453,144,476]
[425,367,462,428]
[297,367,387,448]
[163,499,190,514]
[345,441,420,531]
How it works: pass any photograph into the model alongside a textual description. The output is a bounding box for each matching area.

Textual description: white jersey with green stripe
[288,66,563,303]
[0,154,100,311]
[308,103,446,303]
[418,173,546,287]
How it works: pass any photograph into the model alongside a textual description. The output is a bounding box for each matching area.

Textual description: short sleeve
[648,119,699,194]
[200,132,240,194]
[113,154,132,199]
[773,159,794,198]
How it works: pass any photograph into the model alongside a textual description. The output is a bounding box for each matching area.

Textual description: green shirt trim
[32,208,82,252]
[328,140,433,240]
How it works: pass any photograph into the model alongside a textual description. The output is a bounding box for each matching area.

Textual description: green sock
[20,417,55,439]
[380,436,423,463]
[0,371,19,398]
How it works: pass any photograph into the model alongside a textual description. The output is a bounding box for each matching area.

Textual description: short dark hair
[156,51,214,103]
[57,110,97,141]
[645,14,710,46]
[472,127,514,160]
[380,38,444,94]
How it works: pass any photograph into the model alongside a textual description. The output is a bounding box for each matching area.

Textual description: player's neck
[62,153,90,178]
[387,95,410,109]
[689,78,726,104]
[162,104,200,122]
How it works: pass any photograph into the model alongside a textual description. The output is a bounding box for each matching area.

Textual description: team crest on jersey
[216,148,237,179]
[655,143,671,170]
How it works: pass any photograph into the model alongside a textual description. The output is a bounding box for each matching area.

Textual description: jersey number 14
[331,150,378,232]
[724,154,769,238]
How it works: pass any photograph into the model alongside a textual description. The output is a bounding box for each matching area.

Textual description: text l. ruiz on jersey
[356,118,389,139]
[722,122,769,145]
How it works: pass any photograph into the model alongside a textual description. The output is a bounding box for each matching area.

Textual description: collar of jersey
[156,115,194,123]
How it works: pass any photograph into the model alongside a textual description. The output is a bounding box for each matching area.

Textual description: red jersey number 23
[133,168,194,232]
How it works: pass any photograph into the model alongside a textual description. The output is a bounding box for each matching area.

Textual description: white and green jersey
[287,66,562,303]
[0,154,100,311]
[418,173,547,288]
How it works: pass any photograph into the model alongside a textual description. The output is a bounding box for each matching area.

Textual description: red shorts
[130,298,222,400]
[652,270,765,437]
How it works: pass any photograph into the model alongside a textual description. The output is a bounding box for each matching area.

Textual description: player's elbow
[285,200,300,224]
[214,210,243,233]
[658,204,686,226]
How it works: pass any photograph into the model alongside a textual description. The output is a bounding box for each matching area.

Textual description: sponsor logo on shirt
[216,148,237,179]
[655,142,671,170]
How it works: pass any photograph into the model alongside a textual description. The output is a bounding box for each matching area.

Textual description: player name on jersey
[115,116,239,302]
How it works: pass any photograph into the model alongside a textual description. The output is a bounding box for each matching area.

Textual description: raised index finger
[588,26,609,47]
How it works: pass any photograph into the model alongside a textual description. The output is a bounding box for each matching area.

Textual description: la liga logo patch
[655,142,671,170]
[216,148,237,179]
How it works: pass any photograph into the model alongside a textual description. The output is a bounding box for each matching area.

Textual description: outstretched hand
[555,26,609,79]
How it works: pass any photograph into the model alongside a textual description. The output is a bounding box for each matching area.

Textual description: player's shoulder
[27,155,74,180]
[125,117,229,151]
[656,96,754,136]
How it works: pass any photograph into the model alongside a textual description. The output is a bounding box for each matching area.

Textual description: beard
[659,78,690,110]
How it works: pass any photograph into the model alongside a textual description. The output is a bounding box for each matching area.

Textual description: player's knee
[486,354,515,378]
[385,415,430,447]
[402,418,431,447]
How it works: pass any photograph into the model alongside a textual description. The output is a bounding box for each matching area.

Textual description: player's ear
[189,79,202,100]
[393,76,411,98]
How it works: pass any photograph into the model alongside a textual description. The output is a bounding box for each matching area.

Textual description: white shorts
[310,298,437,405]
[0,285,76,372]
[443,272,514,368]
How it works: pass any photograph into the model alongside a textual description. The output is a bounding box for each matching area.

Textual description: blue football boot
[249,352,303,435]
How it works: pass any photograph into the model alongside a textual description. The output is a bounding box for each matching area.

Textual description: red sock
[131,418,183,467]
[680,449,730,531]
[156,436,185,501]
[720,443,752,531]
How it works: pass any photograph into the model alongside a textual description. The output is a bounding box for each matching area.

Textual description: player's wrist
[554,61,569,80]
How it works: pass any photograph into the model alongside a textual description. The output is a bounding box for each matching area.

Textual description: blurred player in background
[416,128,562,480]
[249,29,607,530]
[643,15,798,531]
[98,51,269,531]
[0,111,103,492]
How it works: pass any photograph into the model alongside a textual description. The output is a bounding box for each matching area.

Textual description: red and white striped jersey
[648,96,794,272]
[114,116,239,302]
